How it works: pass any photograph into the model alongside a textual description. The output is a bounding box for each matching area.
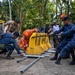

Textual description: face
[14,35,18,39]
[14,22,18,26]
[54,22,57,25]
[64,20,70,25]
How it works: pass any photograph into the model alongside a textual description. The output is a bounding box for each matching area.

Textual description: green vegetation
[0,0,75,32]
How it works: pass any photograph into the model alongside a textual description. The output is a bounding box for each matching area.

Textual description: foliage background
[0,0,75,32]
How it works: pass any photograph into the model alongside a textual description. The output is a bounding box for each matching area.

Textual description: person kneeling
[0,32,23,59]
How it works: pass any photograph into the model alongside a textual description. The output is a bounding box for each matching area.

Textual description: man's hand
[56,32,63,36]
[48,28,53,33]
[58,35,61,38]
[56,32,63,38]
[48,32,53,36]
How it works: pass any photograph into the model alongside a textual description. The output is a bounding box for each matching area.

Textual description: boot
[6,56,14,59]
[6,50,14,59]
[50,53,58,60]
[69,60,75,65]
[69,51,75,65]
[55,57,61,65]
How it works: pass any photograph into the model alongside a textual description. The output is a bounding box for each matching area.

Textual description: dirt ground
[0,50,75,75]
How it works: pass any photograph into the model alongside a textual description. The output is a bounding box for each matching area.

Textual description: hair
[13,32,19,37]
[63,16,70,21]
[14,18,20,23]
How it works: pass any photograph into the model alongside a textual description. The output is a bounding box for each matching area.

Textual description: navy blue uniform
[0,33,14,45]
[55,23,74,55]
[59,26,75,58]
[0,33,21,57]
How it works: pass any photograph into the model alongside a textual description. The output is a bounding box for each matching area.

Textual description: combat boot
[50,53,58,60]
[70,51,75,65]
[69,60,75,65]
[55,57,61,65]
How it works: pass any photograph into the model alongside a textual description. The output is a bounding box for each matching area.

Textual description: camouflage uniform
[4,20,19,33]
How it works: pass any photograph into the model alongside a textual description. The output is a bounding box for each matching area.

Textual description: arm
[61,26,75,37]
[11,39,21,54]
[54,25,64,34]
[48,28,53,33]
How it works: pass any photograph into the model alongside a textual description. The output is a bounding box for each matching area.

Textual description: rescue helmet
[23,31,29,37]
[60,14,67,21]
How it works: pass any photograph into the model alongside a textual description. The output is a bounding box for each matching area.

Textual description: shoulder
[5,33,13,37]
[4,20,14,26]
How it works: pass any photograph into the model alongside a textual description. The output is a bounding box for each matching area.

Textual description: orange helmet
[23,31,29,37]
[60,14,67,21]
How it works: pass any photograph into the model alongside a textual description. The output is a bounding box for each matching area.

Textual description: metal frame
[17,49,54,74]
[17,57,27,63]
[23,53,52,57]
[20,57,40,74]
